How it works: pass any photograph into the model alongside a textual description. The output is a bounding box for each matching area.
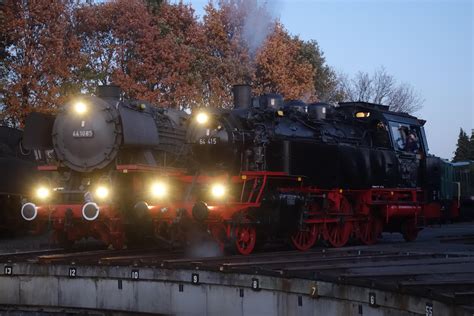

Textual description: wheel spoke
[358,218,382,245]
[324,196,353,248]
[290,224,318,251]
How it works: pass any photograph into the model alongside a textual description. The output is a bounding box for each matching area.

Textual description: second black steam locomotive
[189,85,428,189]
[171,85,456,253]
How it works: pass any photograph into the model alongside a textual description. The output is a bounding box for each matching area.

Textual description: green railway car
[453,161,474,219]
[426,157,460,220]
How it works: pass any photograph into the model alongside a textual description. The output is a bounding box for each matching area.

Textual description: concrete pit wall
[0,263,468,316]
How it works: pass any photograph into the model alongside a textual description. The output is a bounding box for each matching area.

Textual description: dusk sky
[180,0,473,160]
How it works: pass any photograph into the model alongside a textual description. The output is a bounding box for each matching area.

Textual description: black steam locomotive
[189,85,428,189]
[0,126,36,235]
[176,85,455,254]
[22,86,188,248]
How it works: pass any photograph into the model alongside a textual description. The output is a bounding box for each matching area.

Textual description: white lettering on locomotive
[72,130,94,138]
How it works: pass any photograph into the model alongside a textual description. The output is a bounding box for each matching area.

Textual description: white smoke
[241,0,279,55]
[184,226,224,258]
[186,239,224,258]
[222,0,280,56]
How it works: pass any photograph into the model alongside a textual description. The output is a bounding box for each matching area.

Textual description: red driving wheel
[290,224,319,251]
[233,224,257,255]
[358,217,383,245]
[323,196,353,248]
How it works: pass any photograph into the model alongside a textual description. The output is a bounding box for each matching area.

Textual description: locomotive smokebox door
[52,96,122,172]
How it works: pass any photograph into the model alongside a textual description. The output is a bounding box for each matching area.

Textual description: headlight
[95,186,109,200]
[210,183,226,199]
[35,186,50,200]
[150,182,168,198]
[74,101,87,114]
[196,112,209,125]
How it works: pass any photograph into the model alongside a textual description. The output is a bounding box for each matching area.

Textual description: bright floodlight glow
[74,101,87,114]
[95,186,109,200]
[210,183,226,198]
[36,187,50,200]
[196,112,209,125]
[151,182,168,198]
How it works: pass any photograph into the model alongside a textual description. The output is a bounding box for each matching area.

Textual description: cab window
[371,121,390,148]
[389,122,420,153]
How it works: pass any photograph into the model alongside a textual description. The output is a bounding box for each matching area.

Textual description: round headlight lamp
[196,112,209,125]
[73,101,87,115]
[151,182,168,198]
[95,186,109,200]
[35,186,50,200]
[210,183,226,199]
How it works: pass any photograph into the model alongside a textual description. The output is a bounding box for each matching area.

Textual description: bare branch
[339,66,424,113]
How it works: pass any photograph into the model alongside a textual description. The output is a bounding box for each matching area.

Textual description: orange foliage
[201,2,316,106]
[2,0,81,121]
[76,0,205,109]
[75,0,154,94]
[255,24,316,101]
[201,1,254,108]
[124,1,206,108]
[2,0,325,121]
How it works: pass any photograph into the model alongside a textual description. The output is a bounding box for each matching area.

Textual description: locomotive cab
[384,113,427,188]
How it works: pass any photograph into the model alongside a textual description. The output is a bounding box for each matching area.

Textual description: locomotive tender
[20,85,458,254]
[21,86,188,248]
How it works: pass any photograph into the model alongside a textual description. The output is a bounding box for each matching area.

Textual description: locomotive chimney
[96,85,122,99]
[232,84,252,109]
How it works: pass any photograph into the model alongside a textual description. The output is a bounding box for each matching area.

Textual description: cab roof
[337,101,425,126]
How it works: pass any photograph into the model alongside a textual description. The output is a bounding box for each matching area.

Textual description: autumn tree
[254,24,315,101]
[145,0,164,14]
[75,0,152,92]
[126,1,206,108]
[298,39,343,102]
[201,0,323,106]
[0,1,7,120]
[76,0,204,108]
[453,128,470,162]
[339,67,424,113]
[0,0,353,116]
[2,0,81,124]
